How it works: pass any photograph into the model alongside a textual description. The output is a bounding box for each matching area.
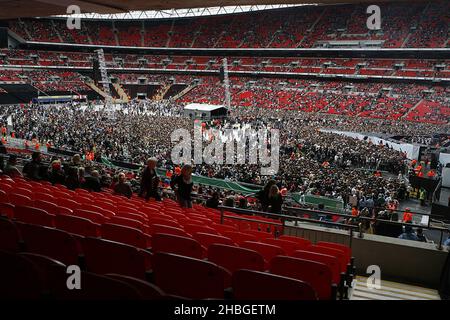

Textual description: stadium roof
[0,0,415,20]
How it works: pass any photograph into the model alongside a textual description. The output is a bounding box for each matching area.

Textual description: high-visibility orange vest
[427,170,435,178]
[351,207,359,217]
[35,143,40,150]
[403,211,413,223]
[418,171,424,177]
[1,137,6,144]
[11,132,15,138]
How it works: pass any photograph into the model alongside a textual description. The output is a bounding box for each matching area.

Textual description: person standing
[140,158,161,201]
[170,164,194,208]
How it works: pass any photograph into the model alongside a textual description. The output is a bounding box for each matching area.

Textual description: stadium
[0,0,449,306]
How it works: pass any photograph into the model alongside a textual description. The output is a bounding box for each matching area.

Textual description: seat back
[0,250,43,299]
[262,238,307,255]
[152,233,205,259]
[232,269,317,300]
[184,224,219,235]
[279,235,312,247]
[101,223,149,249]
[16,222,80,265]
[55,214,100,237]
[0,217,21,252]
[149,224,190,238]
[317,241,351,262]
[193,232,236,250]
[208,244,264,273]
[270,256,333,300]
[82,237,151,280]
[14,205,54,227]
[109,216,146,232]
[9,193,33,207]
[107,274,165,300]
[153,252,231,299]
[222,231,257,245]
[293,250,341,284]
[240,241,285,265]
[307,245,347,272]
[0,202,14,218]
[74,209,106,224]
[34,199,59,215]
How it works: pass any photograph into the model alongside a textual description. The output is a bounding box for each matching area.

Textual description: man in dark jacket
[114,172,133,199]
[140,158,161,201]
[23,151,42,180]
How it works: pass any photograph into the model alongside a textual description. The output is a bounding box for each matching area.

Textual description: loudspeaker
[0,28,8,48]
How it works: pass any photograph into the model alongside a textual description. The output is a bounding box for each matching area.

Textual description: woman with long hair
[170,164,194,208]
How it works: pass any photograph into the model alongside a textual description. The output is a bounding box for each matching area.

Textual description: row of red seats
[0,176,354,299]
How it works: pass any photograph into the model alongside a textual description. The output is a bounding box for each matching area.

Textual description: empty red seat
[0,217,21,252]
[58,206,73,215]
[116,211,148,224]
[55,214,100,237]
[148,217,182,229]
[149,224,190,238]
[293,250,341,285]
[153,252,231,299]
[279,235,312,247]
[152,233,205,259]
[0,251,43,299]
[193,232,235,249]
[16,222,80,265]
[14,205,54,227]
[232,269,317,300]
[82,237,152,280]
[208,244,265,273]
[33,192,56,203]
[94,201,117,213]
[13,187,33,199]
[34,199,59,215]
[74,209,106,224]
[110,216,146,232]
[261,238,307,255]
[184,223,219,235]
[101,223,150,249]
[0,183,13,194]
[270,256,334,300]
[56,198,80,210]
[240,241,285,267]
[222,231,258,245]
[317,241,352,263]
[0,202,15,218]
[245,229,274,240]
[9,193,33,207]
[106,274,165,300]
[0,189,10,203]
[81,204,115,218]
[306,245,347,272]
[212,223,239,234]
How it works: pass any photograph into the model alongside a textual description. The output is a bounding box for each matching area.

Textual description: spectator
[416,228,427,242]
[83,170,102,192]
[48,160,65,185]
[23,151,42,180]
[65,166,80,190]
[3,154,22,178]
[268,184,283,214]
[206,191,220,209]
[140,158,161,201]
[170,164,194,208]
[114,172,133,199]
[398,224,419,241]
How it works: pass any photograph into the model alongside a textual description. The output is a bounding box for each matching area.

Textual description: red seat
[317,241,352,263]
[55,214,100,237]
[261,238,307,255]
[33,186,52,194]
[74,209,106,224]
[34,199,59,216]
[94,201,117,213]
[0,189,10,203]
[110,216,146,232]
[106,274,165,300]
[0,202,15,218]
[33,192,56,203]
[153,252,231,299]
[9,193,33,207]
[232,269,317,300]
[13,187,33,199]
[0,183,13,194]
[306,245,347,272]
[57,206,73,215]
[149,224,190,238]
[152,233,205,259]
[0,217,21,252]
[222,231,257,245]
[212,223,239,234]
[116,211,148,224]
[184,223,219,235]
[270,256,334,300]
[101,223,150,249]
[245,229,274,240]
[0,251,43,299]
[81,204,115,218]
[14,205,54,227]
[148,217,182,229]
[56,198,80,210]
[193,232,236,250]
[240,241,285,267]
[208,244,264,273]
[279,235,312,247]
[82,237,152,280]
[16,222,80,265]
[293,250,341,285]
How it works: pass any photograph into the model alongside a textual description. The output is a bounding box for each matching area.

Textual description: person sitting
[48,160,65,185]
[65,166,80,190]
[3,154,22,178]
[416,228,427,242]
[256,180,277,212]
[114,172,133,199]
[170,164,194,208]
[206,191,220,209]
[398,224,419,241]
[83,170,102,192]
[23,151,42,180]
